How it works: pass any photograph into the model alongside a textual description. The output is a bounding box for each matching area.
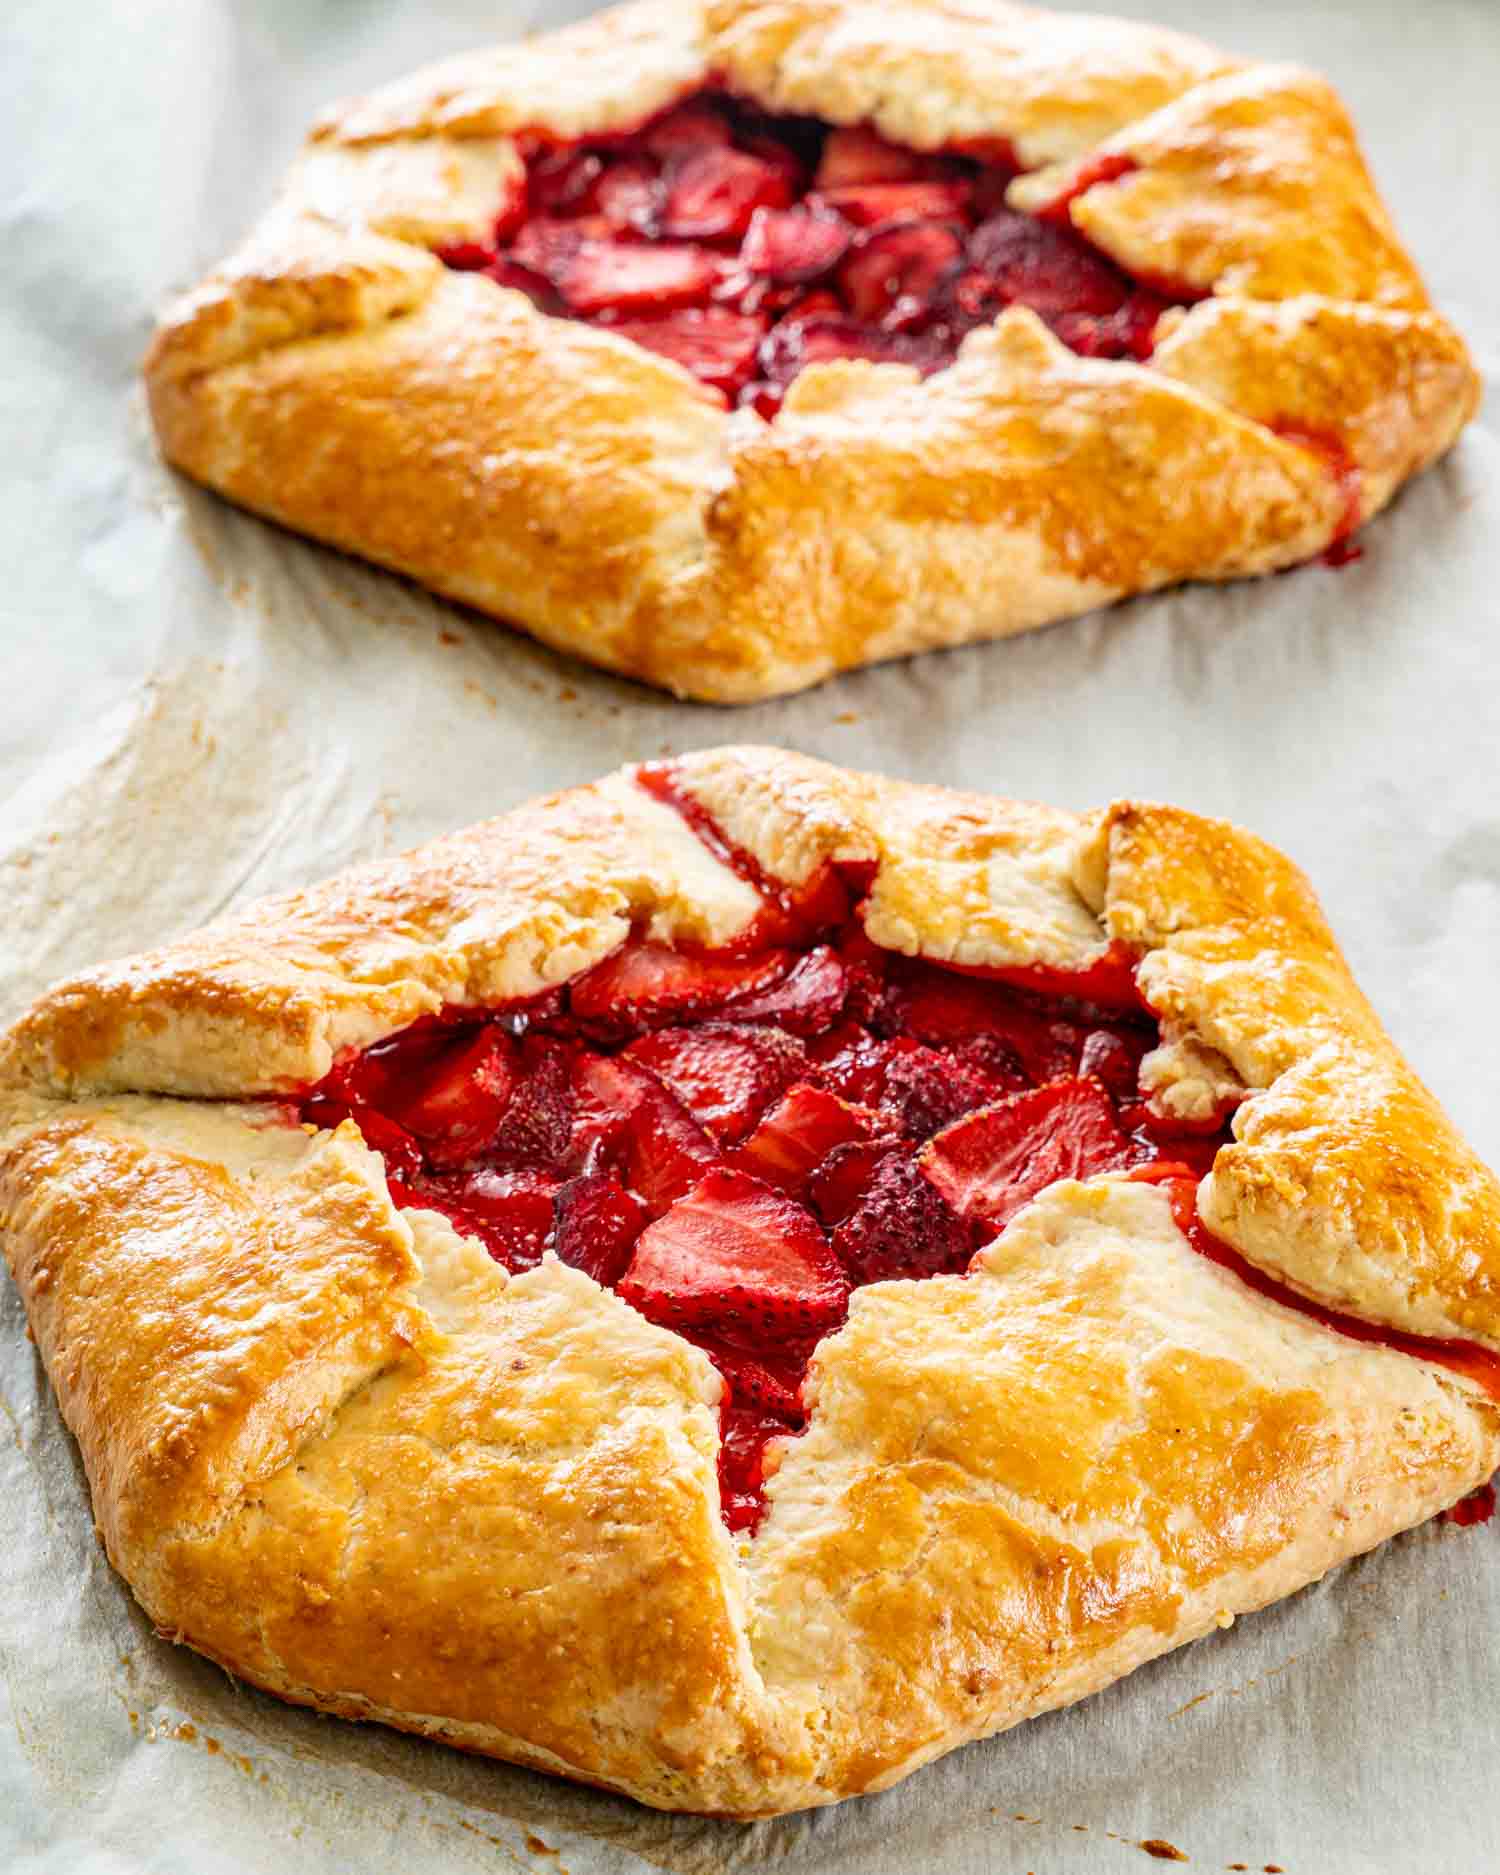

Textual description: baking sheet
[3,1,1500,1869]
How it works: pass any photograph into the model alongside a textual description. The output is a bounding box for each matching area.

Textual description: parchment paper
[3,2,1499,1869]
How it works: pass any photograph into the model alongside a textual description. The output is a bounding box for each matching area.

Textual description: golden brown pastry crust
[143,1,1479,702]
[5,749,1499,1815]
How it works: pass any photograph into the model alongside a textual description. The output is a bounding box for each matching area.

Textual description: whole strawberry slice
[838,218,966,329]
[659,147,792,241]
[552,1171,650,1287]
[569,1052,718,1213]
[622,1023,806,1144]
[723,945,848,1035]
[619,1167,849,1345]
[919,1076,1134,1237]
[554,239,723,316]
[740,205,851,283]
[414,1167,559,1272]
[736,1081,888,1196]
[570,940,794,1036]
[831,1149,970,1285]
[605,307,766,396]
[381,1026,518,1168]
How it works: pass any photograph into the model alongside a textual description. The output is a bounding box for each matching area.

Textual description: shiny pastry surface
[144,2,1479,701]
[4,749,1498,1814]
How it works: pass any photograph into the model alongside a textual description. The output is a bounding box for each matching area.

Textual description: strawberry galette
[144,1,1478,701]
[4,747,1499,1816]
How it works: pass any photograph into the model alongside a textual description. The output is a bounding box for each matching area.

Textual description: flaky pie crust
[3,748,1499,1815]
[143,0,1479,702]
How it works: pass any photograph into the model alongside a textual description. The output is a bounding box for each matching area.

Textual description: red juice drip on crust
[636,759,875,950]
[1273,426,1364,565]
[637,758,1142,1009]
[1162,1178,1500,1405]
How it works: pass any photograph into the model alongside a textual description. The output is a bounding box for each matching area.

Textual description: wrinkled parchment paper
[4,2,1500,1869]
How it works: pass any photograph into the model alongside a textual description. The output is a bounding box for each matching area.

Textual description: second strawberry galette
[4,747,1499,1815]
[145,1,1478,700]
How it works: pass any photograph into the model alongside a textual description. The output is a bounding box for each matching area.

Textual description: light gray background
[3,3,1499,1870]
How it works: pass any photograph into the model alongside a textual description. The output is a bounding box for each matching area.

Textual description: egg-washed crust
[142,0,1478,704]
[4,748,1499,1815]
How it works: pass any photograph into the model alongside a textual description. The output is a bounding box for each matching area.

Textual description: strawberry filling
[437,91,1197,412]
[299,770,1499,1532]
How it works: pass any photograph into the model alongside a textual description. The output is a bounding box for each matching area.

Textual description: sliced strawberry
[659,148,792,241]
[483,257,560,311]
[1077,1025,1149,1100]
[935,264,1009,335]
[569,1052,717,1211]
[551,1171,650,1286]
[971,165,1020,220]
[381,1027,518,1168]
[697,1342,805,1418]
[1049,292,1171,361]
[757,315,952,389]
[813,180,973,229]
[510,216,586,281]
[814,126,942,189]
[738,129,809,198]
[618,1167,849,1344]
[530,148,605,217]
[807,1022,913,1106]
[438,240,496,271]
[415,1167,558,1272]
[570,940,794,1036]
[831,1149,970,1285]
[919,1076,1134,1237]
[882,961,1079,1083]
[838,218,965,328]
[555,238,723,315]
[605,306,766,395]
[740,205,851,282]
[643,98,734,161]
[493,173,528,245]
[724,945,848,1035]
[719,1404,793,1531]
[807,1135,893,1226]
[622,1023,806,1144]
[836,929,890,1026]
[595,155,662,234]
[969,208,1129,318]
[735,1081,887,1195]
[879,1042,1009,1140]
[782,287,844,326]
[488,1035,577,1168]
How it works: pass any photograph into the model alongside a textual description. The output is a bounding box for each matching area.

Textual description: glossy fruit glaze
[436,89,1197,414]
[299,769,1495,1532]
